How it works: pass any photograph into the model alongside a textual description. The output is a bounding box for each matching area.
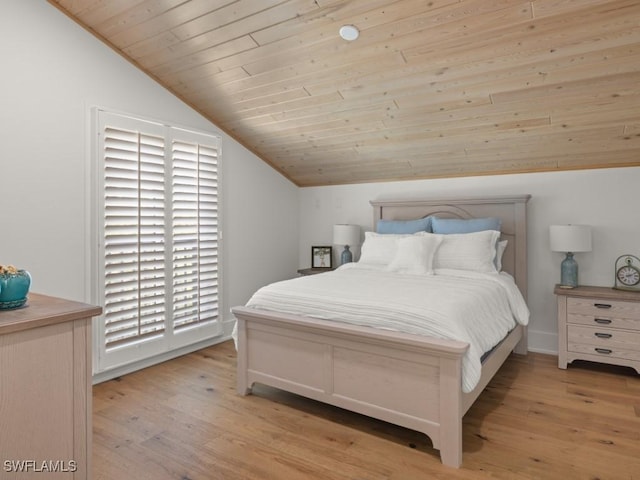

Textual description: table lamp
[333,224,360,265]
[549,225,592,288]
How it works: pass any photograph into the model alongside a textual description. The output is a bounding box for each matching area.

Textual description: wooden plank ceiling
[48,0,640,187]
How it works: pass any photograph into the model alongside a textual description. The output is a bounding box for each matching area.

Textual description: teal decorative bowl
[0,270,31,309]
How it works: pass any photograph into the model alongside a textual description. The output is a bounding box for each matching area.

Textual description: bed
[231,194,531,467]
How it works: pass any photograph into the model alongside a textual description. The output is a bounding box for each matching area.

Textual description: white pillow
[386,234,442,275]
[358,232,411,265]
[432,230,500,273]
[496,240,508,271]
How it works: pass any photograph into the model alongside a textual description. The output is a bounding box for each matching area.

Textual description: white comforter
[241,263,529,393]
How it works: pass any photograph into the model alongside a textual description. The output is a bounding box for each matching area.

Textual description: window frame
[90,108,223,375]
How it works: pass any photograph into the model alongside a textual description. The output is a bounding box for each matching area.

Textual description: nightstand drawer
[567,342,640,363]
[568,325,640,351]
[567,313,640,332]
[567,297,640,320]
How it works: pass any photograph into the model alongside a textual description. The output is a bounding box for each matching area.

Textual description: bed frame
[232,195,531,467]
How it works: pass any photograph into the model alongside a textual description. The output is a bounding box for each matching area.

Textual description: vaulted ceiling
[49,0,640,187]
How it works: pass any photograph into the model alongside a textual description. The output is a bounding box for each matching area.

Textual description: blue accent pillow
[431,217,501,234]
[376,217,432,234]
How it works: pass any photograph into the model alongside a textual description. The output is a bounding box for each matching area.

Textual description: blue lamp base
[559,252,578,288]
[341,245,353,265]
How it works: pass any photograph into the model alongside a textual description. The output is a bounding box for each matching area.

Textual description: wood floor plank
[92,340,640,479]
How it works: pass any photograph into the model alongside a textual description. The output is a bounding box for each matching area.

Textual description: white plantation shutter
[103,127,166,349]
[96,111,222,372]
[172,138,219,332]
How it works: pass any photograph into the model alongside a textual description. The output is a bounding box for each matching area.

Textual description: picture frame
[311,246,332,269]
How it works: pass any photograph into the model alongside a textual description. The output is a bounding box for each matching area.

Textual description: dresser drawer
[567,297,640,317]
[568,325,640,352]
[567,341,640,363]
[567,313,640,331]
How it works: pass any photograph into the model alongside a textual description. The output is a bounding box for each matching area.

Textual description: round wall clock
[614,254,640,291]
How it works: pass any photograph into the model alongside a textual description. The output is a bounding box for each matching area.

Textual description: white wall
[298,166,640,354]
[0,1,298,324]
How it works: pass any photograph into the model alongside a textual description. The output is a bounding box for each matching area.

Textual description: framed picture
[311,246,332,269]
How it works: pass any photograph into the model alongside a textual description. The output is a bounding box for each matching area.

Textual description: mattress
[240,263,529,393]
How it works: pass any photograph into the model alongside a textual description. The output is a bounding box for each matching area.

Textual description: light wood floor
[93,340,640,480]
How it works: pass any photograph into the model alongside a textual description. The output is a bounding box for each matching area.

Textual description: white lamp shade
[333,224,360,247]
[549,225,592,253]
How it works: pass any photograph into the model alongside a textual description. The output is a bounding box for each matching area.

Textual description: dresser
[555,285,640,372]
[0,293,101,479]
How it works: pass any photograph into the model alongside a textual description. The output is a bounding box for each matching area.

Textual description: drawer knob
[594,303,612,309]
[594,332,612,339]
[594,348,612,355]
[594,318,612,325]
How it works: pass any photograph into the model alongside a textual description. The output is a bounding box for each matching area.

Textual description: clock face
[617,265,640,286]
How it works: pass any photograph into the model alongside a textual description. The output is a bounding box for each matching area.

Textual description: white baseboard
[527,329,558,355]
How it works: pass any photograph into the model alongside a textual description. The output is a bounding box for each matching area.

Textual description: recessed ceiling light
[339,24,359,41]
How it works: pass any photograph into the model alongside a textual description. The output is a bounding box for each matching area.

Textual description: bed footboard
[233,306,471,468]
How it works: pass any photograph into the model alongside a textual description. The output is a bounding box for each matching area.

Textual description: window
[95,110,222,373]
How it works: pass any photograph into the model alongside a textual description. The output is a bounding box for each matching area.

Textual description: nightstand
[297,268,335,276]
[555,284,640,373]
